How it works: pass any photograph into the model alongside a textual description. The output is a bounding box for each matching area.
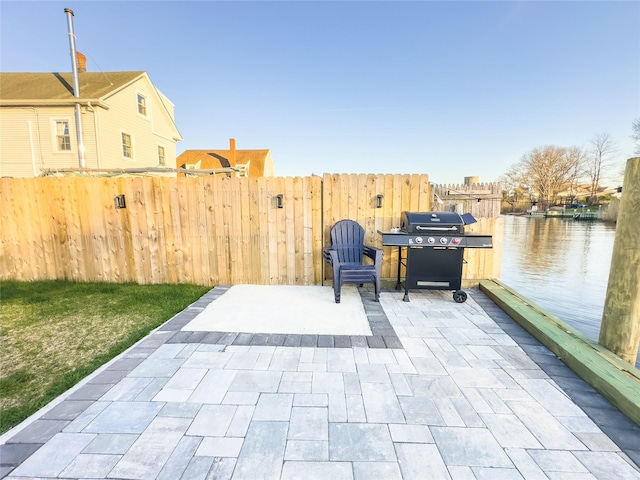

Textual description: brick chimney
[229,138,236,167]
[76,51,87,73]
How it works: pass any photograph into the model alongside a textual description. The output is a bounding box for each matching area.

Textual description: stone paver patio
[1,287,639,479]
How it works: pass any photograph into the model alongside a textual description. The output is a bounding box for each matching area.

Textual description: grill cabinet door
[405,247,464,290]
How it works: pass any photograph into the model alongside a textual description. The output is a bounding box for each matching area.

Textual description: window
[158,145,166,166]
[55,120,71,151]
[121,132,133,158]
[137,93,147,116]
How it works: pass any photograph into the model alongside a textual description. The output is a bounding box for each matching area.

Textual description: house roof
[1,71,182,142]
[0,71,146,105]
[177,149,272,177]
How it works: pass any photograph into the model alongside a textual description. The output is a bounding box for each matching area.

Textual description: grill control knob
[427,237,435,244]
[415,236,423,244]
[440,237,448,245]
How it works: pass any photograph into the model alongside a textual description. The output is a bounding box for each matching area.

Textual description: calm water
[499,214,617,342]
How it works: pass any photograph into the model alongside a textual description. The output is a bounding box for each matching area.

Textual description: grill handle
[415,226,458,231]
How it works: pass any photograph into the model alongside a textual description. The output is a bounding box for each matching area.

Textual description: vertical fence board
[311,176,323,285]
[380,174,394,278]
[179,179,190,283]
[145,178,161,283]
[138,178,154,283]
[292,177,303,283]
[100,178,118,282]
[0,179,18,278]
[192,178,206,285]
[420,174,431,211]
[391,175,404,279]
[27,179,44,279]
[116,177,134,282]
[266,178,279,284]
[79,178,97,281]
[202,178,217,285]
[210,177,226,284]
[373,174,385,249]
[239,177,252,283]
[68,178,86,281]
[47,179,67,279]
[161,179,179,284]
[136,178,153,283]
[130,179,146,282]
[282,177,294,285]
[401,174,412,220]
[90,178,107,281]
[250,177,262,283]
[360,175,374,247]
[195,178,207,284]
[24,178,40,278]
[347,174,358,221]
[248,177,261,284]
[150,178,166,283]
[226,177,239,284]
[256,177,269,284]
[301,177,312,284]
[21,179,39,280]
[412,175,421,213]
[32,179,48,279]
[94,178,112,281]
[274,176,286,284]
[122,177,139,283]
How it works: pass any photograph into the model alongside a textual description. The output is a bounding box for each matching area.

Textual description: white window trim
[51,118,74,153]
[136,91,150,119]
[120,130,135,161]
[157,145,166,166]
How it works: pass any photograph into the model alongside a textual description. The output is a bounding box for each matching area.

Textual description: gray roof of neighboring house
[0,71,146,105]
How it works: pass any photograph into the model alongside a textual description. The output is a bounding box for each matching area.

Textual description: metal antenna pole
[65,8,86,168]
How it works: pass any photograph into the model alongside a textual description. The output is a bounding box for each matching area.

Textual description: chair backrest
[330,219,365,264]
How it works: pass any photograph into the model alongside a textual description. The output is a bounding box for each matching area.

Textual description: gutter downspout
[64,8,86,168]
[25,107,43,175]
[87,102,100,168]
[27,120,37,176]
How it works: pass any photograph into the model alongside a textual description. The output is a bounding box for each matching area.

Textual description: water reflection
[499,215,616,342]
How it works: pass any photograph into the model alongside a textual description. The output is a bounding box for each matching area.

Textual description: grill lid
[400,211,468,233]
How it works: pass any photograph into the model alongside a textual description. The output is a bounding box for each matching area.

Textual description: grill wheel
[453,290,468,303]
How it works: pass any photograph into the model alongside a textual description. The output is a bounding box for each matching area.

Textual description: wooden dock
[526,209,601,220]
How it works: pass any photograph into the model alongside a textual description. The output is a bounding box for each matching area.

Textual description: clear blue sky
[2,1,638,185]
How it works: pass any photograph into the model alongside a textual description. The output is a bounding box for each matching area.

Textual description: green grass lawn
[0,280,210,434]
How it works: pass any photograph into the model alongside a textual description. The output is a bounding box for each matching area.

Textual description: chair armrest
[363,245,383,264]
[323,247,338,265]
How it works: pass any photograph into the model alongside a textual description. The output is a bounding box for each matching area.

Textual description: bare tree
[499,163,528,211]
[587,133,617,204]
[519,145,582,210]
[632,118,640,154]
[565,146,588,204]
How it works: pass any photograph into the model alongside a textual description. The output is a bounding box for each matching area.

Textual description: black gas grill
[378,211,493,302]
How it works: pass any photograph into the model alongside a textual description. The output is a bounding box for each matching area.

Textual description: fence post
[599,157,640,364]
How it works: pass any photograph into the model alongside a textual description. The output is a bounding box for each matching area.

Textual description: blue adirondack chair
[323,219,383,303]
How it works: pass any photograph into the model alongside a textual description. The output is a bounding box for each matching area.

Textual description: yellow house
[0,71,182,177]
[177,139,275,178]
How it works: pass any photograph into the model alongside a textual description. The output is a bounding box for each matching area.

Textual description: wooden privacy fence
[0,174,502,286]
[431,182,502,218]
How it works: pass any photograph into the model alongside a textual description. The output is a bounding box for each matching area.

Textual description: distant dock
[527,207,601,220]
